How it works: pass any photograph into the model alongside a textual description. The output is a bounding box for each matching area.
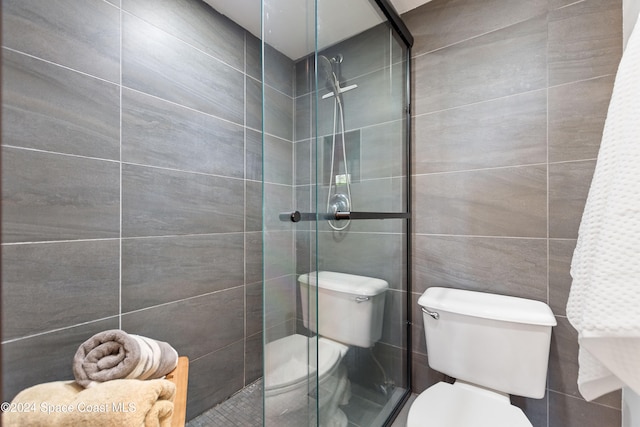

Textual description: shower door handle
[279,211,411,222]
[278,211,324,222]
[333,211,411,220]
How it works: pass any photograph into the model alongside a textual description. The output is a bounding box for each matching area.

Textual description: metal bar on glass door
[279,211,411,222]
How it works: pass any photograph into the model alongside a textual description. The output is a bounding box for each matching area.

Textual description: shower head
[318,54,341,96]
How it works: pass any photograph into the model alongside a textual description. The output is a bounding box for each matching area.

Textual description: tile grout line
[409,72,616,123]
[118,4,124,331]
[412,158,597,178]
[546,14,551,425]
[243,29,248,388]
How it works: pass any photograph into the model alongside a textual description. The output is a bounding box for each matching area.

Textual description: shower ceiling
[202,0,430,60]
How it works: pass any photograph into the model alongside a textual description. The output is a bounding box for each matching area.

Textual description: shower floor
[186,380,263,427]
[186,379,406,427]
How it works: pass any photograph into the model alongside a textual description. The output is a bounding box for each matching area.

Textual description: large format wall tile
[245,232,263,287]
[548,0,622,87]
[549,160,596,239]
[122,0,245,71]
[122,287,244,360]
[548,317,622,408]
[343,344,404,396]
[295,56,315,98]
[1,0,292,421]
[264,85,293,141]
[246,281,263,337]
[317,231,404,290]
[404,0,547,56]
[410,292,427,355]
[320,23,392,81]
[549,0,580,9]
[263,275,296,330]
[2,49,120,160]
[122,14,244,125]
[246,34,261,81]
[264,134,293,185]
[245,331,264,385]
[246,76,263,131]
[295,229,316,276]
[2,318,119,402]
[361,120,405,180]
[263,183,293,232]
[2,240,119,340]
[122,89,244,178]
[122,164,244,237]
[548,75,615,162]
[548,317,581,399]
[294,139,313,186]
[414,165,547,237]
[246,129,263,182]
[122,233,244,311]
[413,14,547,115]
[317,63,405,136]
[512,394,549,427]
[412,235,547,300]
[2,0,120,82]
[186,341,245,419]
[379,289,405,348]
[245,181,263,233]
[264,44,294,97]
[2,148,120,243]
[264,231,295,280]
[413,90,546,173]
[549,239,576,316]
[295,94,313,142]
[549,391,621,427]
[411,352,444,393]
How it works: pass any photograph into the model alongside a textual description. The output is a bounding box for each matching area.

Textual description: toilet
[407,287,556,427]
[264,271,388,427]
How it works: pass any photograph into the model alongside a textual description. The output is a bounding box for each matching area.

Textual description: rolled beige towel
[2,378,175,427]
[73,330,178,388]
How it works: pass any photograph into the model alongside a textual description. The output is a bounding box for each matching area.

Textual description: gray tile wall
[405,0,622,426]
[0,0,293,420]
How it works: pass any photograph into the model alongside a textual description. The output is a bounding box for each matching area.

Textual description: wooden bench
[165,356,189,427]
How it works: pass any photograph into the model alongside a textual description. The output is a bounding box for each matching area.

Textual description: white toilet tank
[299,271,388,348]
[419,287,556,399]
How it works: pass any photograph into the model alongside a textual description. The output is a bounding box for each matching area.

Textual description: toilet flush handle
[421,307,439,320]
[355,296,370,303]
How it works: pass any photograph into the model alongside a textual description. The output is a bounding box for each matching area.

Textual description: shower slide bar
[321,84,358,99]
[279,210,411,223]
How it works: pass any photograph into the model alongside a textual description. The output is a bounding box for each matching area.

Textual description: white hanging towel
[567,13,640,402]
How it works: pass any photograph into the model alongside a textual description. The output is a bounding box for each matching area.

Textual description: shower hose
[327,89,352,231]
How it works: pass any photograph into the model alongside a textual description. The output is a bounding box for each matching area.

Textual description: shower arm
[279,211,411,223]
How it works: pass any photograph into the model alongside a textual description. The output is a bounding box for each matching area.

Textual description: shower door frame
[261,0,414,425]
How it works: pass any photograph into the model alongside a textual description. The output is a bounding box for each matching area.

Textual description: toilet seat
[406,382,532,427]
[264,334,347,396]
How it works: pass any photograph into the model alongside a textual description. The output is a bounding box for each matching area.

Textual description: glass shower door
[313,2,410,425]
[262,0,411,425]
[262,1,319,426]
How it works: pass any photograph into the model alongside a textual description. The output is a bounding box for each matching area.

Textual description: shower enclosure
[262,0,413,425]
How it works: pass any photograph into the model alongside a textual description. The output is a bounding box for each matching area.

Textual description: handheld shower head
[318,54,341,96]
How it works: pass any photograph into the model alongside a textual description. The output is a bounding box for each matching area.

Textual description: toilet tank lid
[418,287,557,326]
[298,271,389,296]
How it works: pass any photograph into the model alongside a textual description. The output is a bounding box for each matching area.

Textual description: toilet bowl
[265,334,350,427]
[407,382,532,427]
[407,287,556,427]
